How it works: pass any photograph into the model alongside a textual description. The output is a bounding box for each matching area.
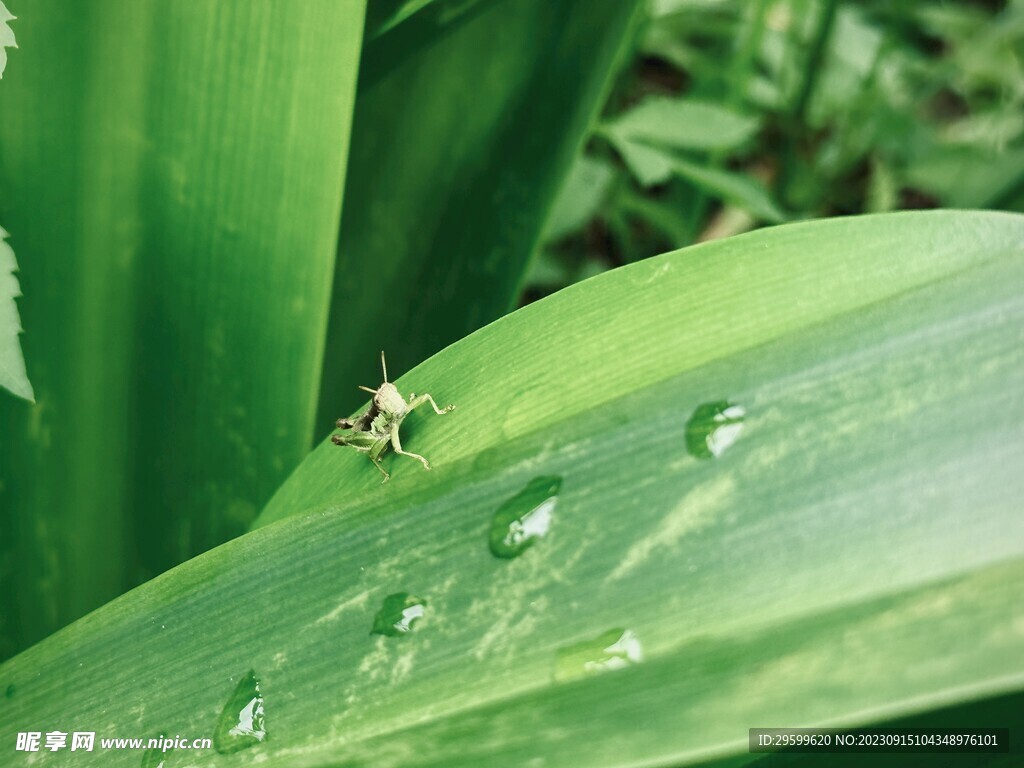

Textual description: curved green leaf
[3,212,1022,767]
[0,226,32,400]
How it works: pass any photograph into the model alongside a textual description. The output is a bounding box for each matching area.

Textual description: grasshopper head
[374,382,407,417]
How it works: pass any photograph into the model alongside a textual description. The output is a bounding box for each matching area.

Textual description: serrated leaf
[2,212,1020,767]
[0,226,32,401]
[0,1,15,79]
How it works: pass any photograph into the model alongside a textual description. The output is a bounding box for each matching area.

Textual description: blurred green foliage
[523,0,1024,301]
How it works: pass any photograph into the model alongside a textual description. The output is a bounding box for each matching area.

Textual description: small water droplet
[5,683,14,699]
[371,593,427,636]
[555,628,643,681]
[489,476,562,559]
[213,670,266,754]
[685,401,746,459]
[140,733,172,768]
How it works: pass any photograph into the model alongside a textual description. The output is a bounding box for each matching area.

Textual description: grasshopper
[332,352,455,483]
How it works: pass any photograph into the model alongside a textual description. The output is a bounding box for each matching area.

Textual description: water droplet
[213,670,266,754]
[140,733,172,768]
[489,476,562,559]
[4,683,14,699]
[555,628,643,681]
[685,401,746,459]
[371,593,427,636]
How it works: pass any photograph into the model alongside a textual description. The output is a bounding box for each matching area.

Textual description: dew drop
[685,401,746,459]
[371,592,427,636]
[555,628,643,681]
[213,670,266,754]
[489,476,562,559]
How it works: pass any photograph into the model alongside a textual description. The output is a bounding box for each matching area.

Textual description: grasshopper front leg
[407,393,456,415]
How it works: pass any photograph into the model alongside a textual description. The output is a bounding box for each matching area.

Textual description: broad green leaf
[603,96,760,153]
[3,211,1020,767]
[0,0,365,659]
[0,1,14,78]
[0,226,32,401]
[316,0,643,425]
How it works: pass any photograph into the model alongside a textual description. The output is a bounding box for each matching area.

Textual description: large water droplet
[555,628,643,681]
[372,593,427,636]
[140,733,172,768]
[489,476,562,559]
[213,670,267,754]
[685,401,746,459]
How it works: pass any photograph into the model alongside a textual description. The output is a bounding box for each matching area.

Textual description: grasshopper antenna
[358,385,376,394]
[380,350,388,383]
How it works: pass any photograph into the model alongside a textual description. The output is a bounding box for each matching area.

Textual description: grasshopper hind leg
[369,437,391,483]
[371,457,390,483]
